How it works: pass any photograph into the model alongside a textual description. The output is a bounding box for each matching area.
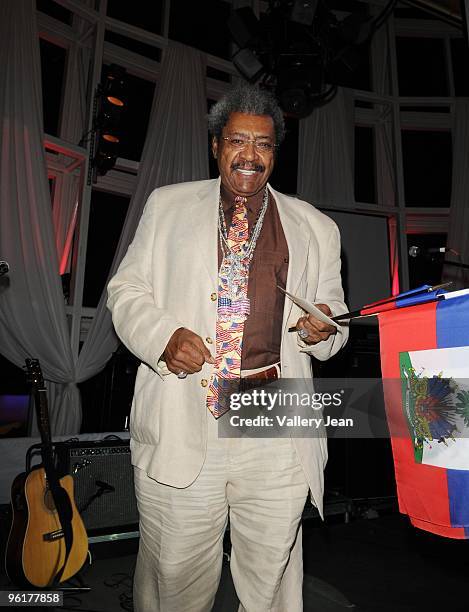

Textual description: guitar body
[5,472,29,587]
[6,466,89,588]
[5,359,89,588]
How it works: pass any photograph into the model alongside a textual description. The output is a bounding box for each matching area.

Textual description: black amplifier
[55,439,139,534]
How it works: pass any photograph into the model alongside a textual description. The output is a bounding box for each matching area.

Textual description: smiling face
[211,112,276,198]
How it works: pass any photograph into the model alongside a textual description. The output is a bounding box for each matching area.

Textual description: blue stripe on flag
[437,294,469,530]
[447,470,469,526]
[436,295,469,348]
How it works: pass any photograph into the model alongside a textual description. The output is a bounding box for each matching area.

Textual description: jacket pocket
[130,363,160,445]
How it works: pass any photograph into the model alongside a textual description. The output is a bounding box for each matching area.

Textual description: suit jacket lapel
[270,184,310,294]
[269,184,311,335]
[188,178,220,289]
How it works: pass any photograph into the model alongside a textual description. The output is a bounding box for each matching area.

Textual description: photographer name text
[229,415,353,428]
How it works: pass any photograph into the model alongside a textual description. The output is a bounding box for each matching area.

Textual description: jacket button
[201,379,208,387]
[210,292,217,301]
[206,337,213,344]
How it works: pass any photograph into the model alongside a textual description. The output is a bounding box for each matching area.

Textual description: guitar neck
[25,359,54,464]
[35,389,52,447]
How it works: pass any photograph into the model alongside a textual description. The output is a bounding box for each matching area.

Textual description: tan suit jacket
[107,177,349,516]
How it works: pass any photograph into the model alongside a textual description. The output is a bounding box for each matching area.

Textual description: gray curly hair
[208,82,285,145]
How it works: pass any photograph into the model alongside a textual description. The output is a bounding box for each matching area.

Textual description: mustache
[231,162,265,172]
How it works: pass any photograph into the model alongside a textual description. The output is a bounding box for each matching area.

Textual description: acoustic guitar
[5,359,88,588]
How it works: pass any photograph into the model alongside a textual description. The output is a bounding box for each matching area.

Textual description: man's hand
[295,304,337,345]
[164,328,215,375]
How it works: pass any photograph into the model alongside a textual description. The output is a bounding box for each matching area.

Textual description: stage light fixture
[226,1,396,119]
[93,134,119,176]
[227,7,261,49]
[102,63,127,107]
[102,133,119,144]
[228,7,266,83]
[96,103,123,142]
[290,0,318,26]
[232,48,265,82]
[276,54,324,118]
[89,64,127,182]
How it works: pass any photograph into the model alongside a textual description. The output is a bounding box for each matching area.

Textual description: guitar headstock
[25,358,45,391]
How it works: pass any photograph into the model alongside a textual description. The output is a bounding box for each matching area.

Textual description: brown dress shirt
[217,187,289,370]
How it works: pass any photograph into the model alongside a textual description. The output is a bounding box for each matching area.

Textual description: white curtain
[297,87,355,208]
[443,99,469,288]
[75,41,209,391]
[54,8,92,275]
[0,2,208,435]
[52,174,80,274]
[0,0,79,433]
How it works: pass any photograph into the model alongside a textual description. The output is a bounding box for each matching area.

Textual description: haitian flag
[378,289,469,539]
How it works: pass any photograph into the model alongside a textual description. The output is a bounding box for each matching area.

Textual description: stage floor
[1,511,468,611]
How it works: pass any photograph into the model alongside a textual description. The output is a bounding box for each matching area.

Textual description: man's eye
[231,138,245,145]
[257,142,272,150]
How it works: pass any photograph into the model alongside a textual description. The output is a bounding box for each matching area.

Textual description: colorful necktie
[207,196,249,418]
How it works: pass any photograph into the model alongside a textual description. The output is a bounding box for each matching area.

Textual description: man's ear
[211,136,218,159]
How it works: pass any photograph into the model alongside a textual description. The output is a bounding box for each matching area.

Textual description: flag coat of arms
[378,291,469,539]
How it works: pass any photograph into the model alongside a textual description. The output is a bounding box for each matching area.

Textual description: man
[107,83,348,612]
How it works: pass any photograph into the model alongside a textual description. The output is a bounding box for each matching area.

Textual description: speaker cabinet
[55,439,139,534]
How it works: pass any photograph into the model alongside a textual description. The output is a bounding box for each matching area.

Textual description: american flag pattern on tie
[207,196,249,418]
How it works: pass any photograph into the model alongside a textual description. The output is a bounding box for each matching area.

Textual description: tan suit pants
[132,414,309,612]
